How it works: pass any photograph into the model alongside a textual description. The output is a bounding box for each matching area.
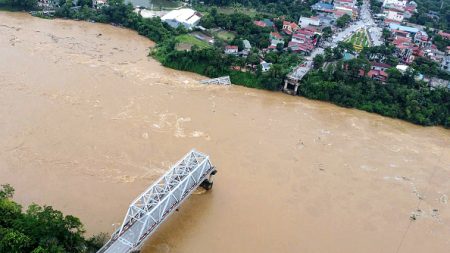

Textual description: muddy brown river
[1,12,450,253]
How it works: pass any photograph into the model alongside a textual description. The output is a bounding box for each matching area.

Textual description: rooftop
[270,32,283,39]
[371,61,391,68]
[438,31,450,39]
[254,21,267,27]
[161,9,201,26]
[312,2,334,11]
[389,23,419,34]
[343,52,356,61]
[225,45,238,49]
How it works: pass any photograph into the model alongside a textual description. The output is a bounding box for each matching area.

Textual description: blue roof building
[389,24,419,34]
[311,2,335,12]
[262,19,274,27]
[343,52,356,61]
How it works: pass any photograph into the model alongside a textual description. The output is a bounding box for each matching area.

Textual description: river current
[1,12,449,253]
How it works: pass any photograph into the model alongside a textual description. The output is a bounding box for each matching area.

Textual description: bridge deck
[200,76,231,85]
[98,150,216,253]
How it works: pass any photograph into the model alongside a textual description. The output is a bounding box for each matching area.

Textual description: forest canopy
[409,0,450,31]
[0,184,105,253]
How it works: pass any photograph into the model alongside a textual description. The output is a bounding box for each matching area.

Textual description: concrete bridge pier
[283,77,300,95]
[200,168,217,190]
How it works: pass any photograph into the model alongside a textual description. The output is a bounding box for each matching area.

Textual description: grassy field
[216,30,235,42]
[175,34,211,51]
[346,29,371,52]
[216,6,261,17]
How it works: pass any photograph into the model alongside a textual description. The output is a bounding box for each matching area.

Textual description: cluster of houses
[224,39,252,56]
[223,13,332,72]
[353,21,450,86]
[357,61,391,82]
[385,22,450,75]
[311,0,359,21]
[252,16,325,55]
[376,0,417,24]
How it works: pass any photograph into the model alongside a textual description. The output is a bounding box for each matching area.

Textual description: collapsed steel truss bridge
[98,149,217,253]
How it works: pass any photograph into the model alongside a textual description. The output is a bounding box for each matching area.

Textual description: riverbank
[1,11,450,253]
[2,2,448,127]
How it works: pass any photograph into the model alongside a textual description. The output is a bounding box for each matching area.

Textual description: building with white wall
[161,9,202,30]
[383,0,407,7]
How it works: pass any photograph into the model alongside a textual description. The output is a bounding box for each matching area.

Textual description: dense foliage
[0,0,37,10]
[336,14,352,28]
[2,0,448,127]
[153,39,301,90]
[197,0,317,21]
[200,10,271,48]
[302,67,449,126]
[303,44,450,127]
[433,33,450,51]
[53,0,176,43]
[369,0,382,14]
[0,184,105,253]
[411,56,450,81]
[409,0,450,31]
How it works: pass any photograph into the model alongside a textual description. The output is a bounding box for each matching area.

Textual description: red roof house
[254,21,267,27]
[438,31,450,40]
[282,21,299,35]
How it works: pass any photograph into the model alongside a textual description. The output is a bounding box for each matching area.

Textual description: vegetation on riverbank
[197,0,317,21]
[152,38,300,89]
[0,0,36,10]
[307,44,450,127]
[1,0,449,127]
[409,0,449,31]
[0,184,105,252]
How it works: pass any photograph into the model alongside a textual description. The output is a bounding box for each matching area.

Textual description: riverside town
[0,0,449,252]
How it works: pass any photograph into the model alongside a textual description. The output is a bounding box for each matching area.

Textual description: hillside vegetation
[0,184,105,253]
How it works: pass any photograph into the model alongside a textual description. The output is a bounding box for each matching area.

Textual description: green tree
[336,14,351,28]
[0,228,31,253]
[0,185,104,253]
[322,26,332,39]
[276,42,284,52]
[382,28,392,41]
[313,54,324,69]
[2,0,37,9]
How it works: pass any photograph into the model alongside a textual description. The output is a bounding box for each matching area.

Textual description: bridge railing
[98,149,216,253]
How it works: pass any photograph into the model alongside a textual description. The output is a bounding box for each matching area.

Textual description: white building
[298,16,321,28]
[161,9,202,30]
[134,8,156,19]
[442,56,450,73]
[396,64,409,73]
[385,10,404,22]
[224,45,239,55]
[261,61,272,72]
[93,0,107,9]
[243,40,251,50]
[383,0,407,8]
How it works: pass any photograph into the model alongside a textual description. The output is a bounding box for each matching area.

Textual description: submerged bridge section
[200,76,231,85]
[98,150,217,253]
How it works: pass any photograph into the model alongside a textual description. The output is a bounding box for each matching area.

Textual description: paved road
[289,0,383,80]
[360,0,383,46]
[331,0,382,45]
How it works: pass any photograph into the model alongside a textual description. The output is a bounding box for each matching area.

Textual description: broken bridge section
[200,76,231,85]
[98,149,217,253]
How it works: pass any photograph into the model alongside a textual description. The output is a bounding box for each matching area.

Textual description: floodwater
[1,12,450,253]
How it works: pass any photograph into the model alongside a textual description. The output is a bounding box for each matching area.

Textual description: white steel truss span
[98,149,216,253]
